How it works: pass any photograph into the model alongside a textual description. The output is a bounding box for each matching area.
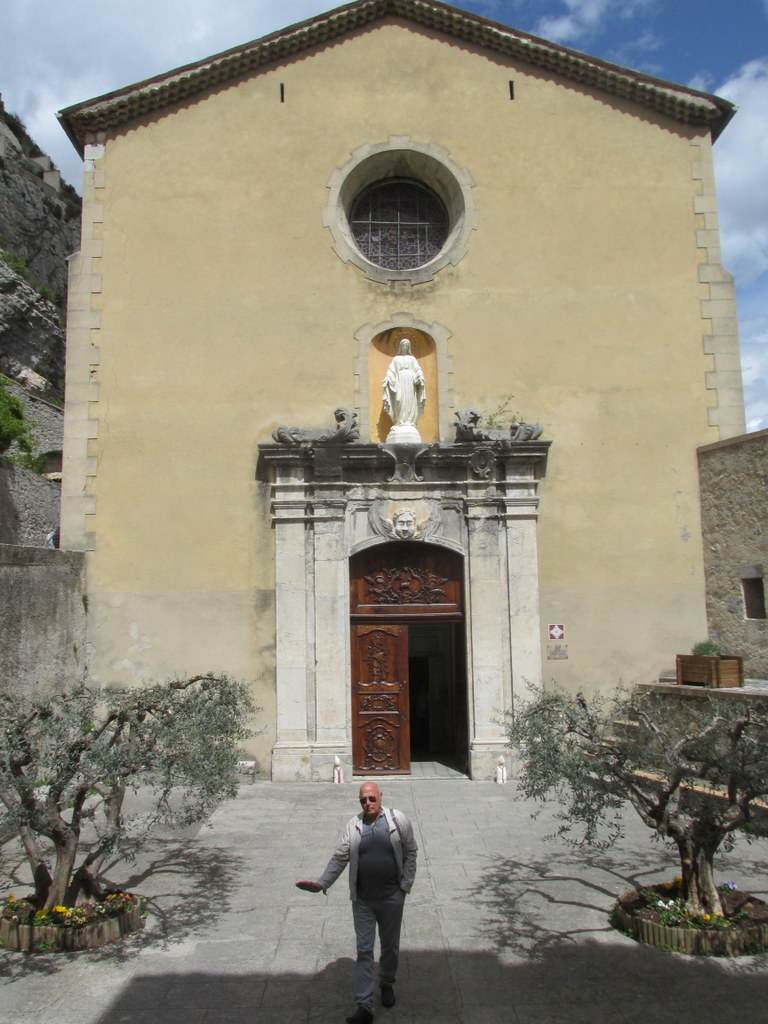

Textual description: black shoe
[346,1007,373,1024]
[380,984,396,1008]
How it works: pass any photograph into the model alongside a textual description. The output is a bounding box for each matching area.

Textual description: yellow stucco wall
[64,22,734,766]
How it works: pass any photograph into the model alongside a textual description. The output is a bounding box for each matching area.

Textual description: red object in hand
[296,880,323,892]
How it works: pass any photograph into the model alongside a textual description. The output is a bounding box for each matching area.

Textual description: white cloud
[534,0,653,46]
[740,313,768,433]
[712,58,768,431]
[687,72,714,93]
[1,0,325,188]
[714,58,768,286]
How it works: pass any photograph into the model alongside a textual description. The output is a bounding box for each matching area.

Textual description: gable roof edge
[57,0,736,153]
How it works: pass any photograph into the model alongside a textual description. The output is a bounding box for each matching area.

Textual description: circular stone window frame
[324,137,477,285]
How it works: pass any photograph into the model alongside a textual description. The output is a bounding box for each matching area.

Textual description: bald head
[358,782,383,820]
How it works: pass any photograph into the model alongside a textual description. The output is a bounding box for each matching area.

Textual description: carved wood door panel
[351,624,410,774]
[350,543,463,621]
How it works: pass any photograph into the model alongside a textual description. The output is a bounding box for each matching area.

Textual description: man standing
[296,782,418,1024]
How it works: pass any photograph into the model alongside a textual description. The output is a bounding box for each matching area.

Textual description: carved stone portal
[259,439,550,783]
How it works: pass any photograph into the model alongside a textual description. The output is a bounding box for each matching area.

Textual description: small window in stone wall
[742,571,767,620]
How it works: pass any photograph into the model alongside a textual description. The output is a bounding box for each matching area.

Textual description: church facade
[58,0,744,779]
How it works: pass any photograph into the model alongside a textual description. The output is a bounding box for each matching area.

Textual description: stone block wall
[698,429,768,678]
[0,460,60,546]
[0,544,87,695]
[6,380,64,457]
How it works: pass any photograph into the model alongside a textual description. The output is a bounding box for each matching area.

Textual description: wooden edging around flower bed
[612,903,768,956]
[0,904,144,953]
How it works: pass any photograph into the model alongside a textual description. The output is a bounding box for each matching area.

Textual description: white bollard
[333,755,343,784]
[495,755,507,785]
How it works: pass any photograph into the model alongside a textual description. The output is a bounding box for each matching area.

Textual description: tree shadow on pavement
[464,849,677,959]
[0,836,246,980]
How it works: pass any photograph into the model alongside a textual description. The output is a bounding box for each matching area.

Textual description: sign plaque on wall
[547,643,569,660]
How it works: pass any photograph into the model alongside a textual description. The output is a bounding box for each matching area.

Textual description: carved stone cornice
[258,440,550,485]
[258,439,550,532]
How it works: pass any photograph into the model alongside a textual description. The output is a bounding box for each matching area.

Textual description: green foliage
[0,378,34,456]
[0,377,47,471]
[692,640,723,656]
[0,248,27,277]
[16,451,47,473]
[483,394,521,429]
[636,883,733,930]
[0,244,61,307]
[0,109,34,151]
[505,686,768,915]
[0,675,256,909]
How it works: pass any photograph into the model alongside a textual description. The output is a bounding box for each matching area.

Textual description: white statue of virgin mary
[382,339,426,443]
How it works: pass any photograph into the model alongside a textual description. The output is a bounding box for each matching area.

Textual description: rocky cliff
[0,95,81,400]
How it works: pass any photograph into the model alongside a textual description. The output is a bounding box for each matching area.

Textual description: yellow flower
[53,905,68,913]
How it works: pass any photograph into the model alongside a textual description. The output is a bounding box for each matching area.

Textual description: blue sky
[2,0,766,430]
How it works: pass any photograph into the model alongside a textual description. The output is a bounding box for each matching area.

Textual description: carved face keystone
[393,510,416,539]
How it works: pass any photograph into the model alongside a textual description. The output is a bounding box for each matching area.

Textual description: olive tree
[505,686,768,916]
[0,675,254,909]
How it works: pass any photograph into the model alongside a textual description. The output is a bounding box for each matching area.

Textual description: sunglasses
[360,796,379,803]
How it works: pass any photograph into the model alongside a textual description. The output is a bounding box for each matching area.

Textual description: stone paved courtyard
[3,778,768,1023]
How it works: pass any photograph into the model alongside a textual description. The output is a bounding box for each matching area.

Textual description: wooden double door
[350,543,467,775]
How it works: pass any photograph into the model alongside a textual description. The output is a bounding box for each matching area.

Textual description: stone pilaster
[60,136,103,551]
[691,132,746,439]
[501,455,544,709]
[310,497,352,780]
[465,499,512,777]
[270,463,313,780]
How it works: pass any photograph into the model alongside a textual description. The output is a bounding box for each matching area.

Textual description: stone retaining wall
[0,543,86,694]
[698,429,768,678]
[0,460,59,546]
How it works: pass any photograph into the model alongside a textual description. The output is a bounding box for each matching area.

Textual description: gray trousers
[351,889,406,1012]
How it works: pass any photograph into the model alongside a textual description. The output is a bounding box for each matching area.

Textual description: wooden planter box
[676,654,743,688]
[0,903,144,952]
[613,900,768,956]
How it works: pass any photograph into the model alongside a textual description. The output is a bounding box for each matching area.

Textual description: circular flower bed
[612,879,768,956]
[1,890,145,952]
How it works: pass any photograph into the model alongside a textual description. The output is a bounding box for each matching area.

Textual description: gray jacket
[317,806,418,901]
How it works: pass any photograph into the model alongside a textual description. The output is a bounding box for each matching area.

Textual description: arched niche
[370,328,438,443]
[354,314,453,443]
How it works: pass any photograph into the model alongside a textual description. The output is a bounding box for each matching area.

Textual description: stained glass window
[350,179,449,270]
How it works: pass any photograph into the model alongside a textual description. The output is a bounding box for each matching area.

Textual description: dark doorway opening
[408,623,468,773]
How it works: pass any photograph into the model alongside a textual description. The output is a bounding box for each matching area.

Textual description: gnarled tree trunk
[675,836,723,916]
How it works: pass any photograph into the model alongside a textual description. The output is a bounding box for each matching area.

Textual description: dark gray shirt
[356,814,400,900]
